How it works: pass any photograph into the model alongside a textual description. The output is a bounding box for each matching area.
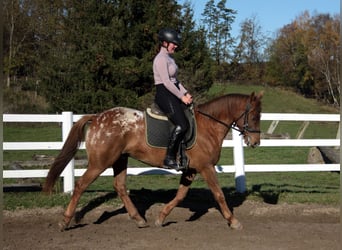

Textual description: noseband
[197,103,261,135]
[232,103,261,135]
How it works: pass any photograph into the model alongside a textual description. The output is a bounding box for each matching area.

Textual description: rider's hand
[182,93,193,105]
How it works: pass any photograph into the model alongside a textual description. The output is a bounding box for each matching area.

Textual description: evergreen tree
[38,0,215,113]
[176,1,213,96]
[201,0,236,65]
[4,0,214,113]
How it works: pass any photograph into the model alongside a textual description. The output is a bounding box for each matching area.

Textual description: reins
[196,109,232,129]
[196,102,261,135]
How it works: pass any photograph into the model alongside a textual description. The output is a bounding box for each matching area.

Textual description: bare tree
[234,14,267,80]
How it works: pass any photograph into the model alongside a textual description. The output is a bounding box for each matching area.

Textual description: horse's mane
[196,93,249,117]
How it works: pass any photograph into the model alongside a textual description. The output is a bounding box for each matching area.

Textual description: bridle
[197,103,261,135]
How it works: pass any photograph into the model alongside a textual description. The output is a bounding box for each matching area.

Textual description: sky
[178,0,340,38]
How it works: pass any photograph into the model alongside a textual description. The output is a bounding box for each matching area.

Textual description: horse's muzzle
[250,142,260,148]
[245,135,260,148]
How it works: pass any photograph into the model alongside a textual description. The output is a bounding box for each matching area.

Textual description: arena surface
[4,194,340,250]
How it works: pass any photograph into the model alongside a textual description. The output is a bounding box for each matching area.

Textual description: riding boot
[179,141,189,169]
[163,125,186,171]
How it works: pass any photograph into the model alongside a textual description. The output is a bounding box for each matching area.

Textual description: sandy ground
[3,189,340,250]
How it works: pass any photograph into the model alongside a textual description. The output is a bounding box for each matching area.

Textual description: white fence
[3,112,340,193]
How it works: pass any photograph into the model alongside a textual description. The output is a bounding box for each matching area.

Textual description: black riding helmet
[158,28,181,46]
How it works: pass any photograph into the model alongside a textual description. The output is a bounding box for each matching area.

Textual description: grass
[244,172,340,204]
[3,84,340,210]
[3,171,340,211]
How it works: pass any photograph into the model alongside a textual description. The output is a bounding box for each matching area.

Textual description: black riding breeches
[155,84,189,135]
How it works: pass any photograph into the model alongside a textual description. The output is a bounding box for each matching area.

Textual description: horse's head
[234,91,263,148]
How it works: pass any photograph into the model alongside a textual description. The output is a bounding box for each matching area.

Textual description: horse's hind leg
[200,167,242,230]
[113,155,148,228]
[59,165,105,231]
[156,169,197,226]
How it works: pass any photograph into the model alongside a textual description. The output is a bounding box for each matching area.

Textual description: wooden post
[296,121,310,139]
[266,120,279,134]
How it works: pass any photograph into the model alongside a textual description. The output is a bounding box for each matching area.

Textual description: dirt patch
[3,195,340,250]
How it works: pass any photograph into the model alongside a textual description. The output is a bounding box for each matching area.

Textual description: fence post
[61,111,75,193]
[232,128,246,193]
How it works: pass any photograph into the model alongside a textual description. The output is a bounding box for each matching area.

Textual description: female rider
[153,28,193,171]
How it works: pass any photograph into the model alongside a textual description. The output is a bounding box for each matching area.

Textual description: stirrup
[163,158,186,172]
[163,164,187,172]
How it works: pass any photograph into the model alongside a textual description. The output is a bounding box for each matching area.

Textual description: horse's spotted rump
[87,107,144,146]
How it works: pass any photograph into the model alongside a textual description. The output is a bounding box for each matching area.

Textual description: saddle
[145,103,197,150]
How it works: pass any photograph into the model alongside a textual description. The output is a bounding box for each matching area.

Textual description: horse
[43,91,263,231]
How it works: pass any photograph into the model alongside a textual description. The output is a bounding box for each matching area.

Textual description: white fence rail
[3,112,340,193]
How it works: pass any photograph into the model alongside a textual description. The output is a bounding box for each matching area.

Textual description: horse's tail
[43,115,94,194]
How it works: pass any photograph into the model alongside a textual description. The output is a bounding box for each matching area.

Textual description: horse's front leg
[156,169,196,226]
[200,166,243,230]
[113,156,148,228]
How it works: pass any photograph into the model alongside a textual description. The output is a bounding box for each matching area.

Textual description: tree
[267,21,312,91]
[4,0,37,88]
[3,0,214,113]
[38,0,213,113]
[235,15,266,64]
[40,0,146,113]
[201,0,236,65]
[266,11,340,106]
[233,14,267,81]
[176,1,213,95]
[306,14,340,105]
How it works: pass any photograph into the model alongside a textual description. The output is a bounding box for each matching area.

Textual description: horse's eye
[251,114,260,122]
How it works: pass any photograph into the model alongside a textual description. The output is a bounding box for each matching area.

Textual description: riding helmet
[158,28,181,46]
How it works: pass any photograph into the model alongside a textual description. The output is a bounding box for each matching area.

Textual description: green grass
[3,84,340,210]
[245,172,340,204]
[3,171,339,210]
[3,124,62,163]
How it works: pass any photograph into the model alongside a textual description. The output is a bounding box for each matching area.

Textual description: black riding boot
[179,141,189,168]
[163,125,186,171]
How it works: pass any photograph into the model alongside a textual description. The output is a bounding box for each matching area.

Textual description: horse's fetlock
[63,213,73,220]
[229,218,243,230]
[129,212,141,221]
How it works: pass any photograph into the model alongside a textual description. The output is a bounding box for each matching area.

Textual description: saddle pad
[145,108,196,149]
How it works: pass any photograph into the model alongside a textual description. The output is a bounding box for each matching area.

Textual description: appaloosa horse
[43,92,263,231]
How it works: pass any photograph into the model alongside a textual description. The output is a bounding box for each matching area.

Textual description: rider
[153,28,193,171]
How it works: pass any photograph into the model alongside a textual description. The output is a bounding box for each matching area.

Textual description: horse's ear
[257,91,264,100]
[250,91,264,102]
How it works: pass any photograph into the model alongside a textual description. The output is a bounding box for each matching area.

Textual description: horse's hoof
[229,220,243,230]
[136,220,149,228]
[155,219,163,227]
[58,221,69,232]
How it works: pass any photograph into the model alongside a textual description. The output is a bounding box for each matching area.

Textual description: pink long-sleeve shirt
[153,47,188,99]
